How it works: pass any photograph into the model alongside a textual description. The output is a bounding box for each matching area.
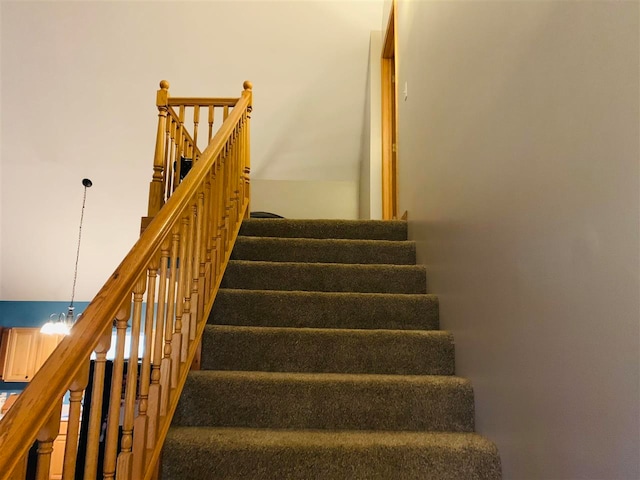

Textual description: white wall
[396,1,639,478]
[358,30,382,220]
[253,179,358,220]
[0,0,382,300]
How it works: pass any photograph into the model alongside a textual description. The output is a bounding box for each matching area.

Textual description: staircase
[162,219,502,479]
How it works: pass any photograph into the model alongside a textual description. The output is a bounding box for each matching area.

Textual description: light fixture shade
[41,314,71,336]
[40,321,71,336]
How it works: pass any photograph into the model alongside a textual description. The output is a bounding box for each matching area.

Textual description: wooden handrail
[0,80,253,480]
[168,97,239,107]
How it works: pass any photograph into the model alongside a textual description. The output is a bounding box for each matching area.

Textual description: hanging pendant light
[41,178,93,335]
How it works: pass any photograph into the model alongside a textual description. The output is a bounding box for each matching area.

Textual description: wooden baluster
[227,138,235,244]
[103,300,132,480]
[148,80,170,217]
[244,81,253,217]
[200,170,214,319]
[208,106,214,142]
[157,239,171,418]
[236,119,244,219]
[218,150,227,269]
[186,201,198,341]
[35,402,62,480]
[180,208,195,362]
[162,110,171,204]
[193,105,200,157]
[190,193,205,371]
[240,114,247,212]
[166,118,176,201]
[174,106,185,190]
[62,361,90,480]
[116,275,146,480]
[223,105,229,121]
[223,141,232,251]
[233,124,241,221]
[84,324,112,480]
[132,258,158,479]
[166,226,181,390]
[175,215,189,364]
[209,164,222,301]
[215,157,225,283]
[186,142,193,170]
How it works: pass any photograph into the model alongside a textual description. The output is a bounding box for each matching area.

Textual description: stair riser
[221,261,427,294]
[163,431,502,480]
[231,237,416,265]
[239,219,408,240]
[210,289,439,330]
[174,372,474,432]
[201,326,454,375]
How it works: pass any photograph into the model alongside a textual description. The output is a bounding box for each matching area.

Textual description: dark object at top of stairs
[249,211,284,218]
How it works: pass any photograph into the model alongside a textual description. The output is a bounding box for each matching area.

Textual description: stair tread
[211,288,439,330]
[216,287,437,300]
[168,426,497,449]
[235,236,414,246]
[239,219,408,240]
[202,325,454,374]
[231,236,416,265]
[207,324,449,335]
[222,261,427,294]
[228,259,425,269]
[175,370,474,432]
[163,427,501,480]
[187,369,469,385]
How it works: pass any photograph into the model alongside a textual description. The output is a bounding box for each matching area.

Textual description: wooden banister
[0,80,253,480]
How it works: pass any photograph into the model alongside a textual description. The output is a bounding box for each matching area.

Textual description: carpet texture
[163,218,502,479]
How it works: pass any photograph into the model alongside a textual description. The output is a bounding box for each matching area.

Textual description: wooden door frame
[381,0,398,220]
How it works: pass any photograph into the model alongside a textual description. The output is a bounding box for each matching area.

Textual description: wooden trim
[381,0,399,220]
[168,97,239,107]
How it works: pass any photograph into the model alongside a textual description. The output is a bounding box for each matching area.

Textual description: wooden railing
[147,80,249,218]
[0,80,252,480]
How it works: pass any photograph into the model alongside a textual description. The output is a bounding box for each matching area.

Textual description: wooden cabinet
[36,333,64,372]
[0,328,63,382]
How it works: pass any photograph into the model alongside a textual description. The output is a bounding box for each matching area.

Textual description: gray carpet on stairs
[222,261,427,294]
[211,289,440,330]
[231,236,416,264]
[201,325,455,375]
[163,218,502,479]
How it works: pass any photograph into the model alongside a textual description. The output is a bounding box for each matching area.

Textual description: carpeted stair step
[210,289,439,330]
[201,325,454,375]
[221,260,427,293]
[239,218,408,241]
[231,236,416,264]
[173,370,474,432]
[163,427,502,480]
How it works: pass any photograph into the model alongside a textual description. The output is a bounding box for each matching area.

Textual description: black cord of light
[67,178,92,320]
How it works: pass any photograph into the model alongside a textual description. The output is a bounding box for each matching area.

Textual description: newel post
[243,80,252,219]
[148,80,170,217]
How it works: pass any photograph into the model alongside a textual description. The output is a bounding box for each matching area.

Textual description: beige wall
[253,179,358,220]
[396,1,639,478]
[358,30,383,220]
[0,0,382,300]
